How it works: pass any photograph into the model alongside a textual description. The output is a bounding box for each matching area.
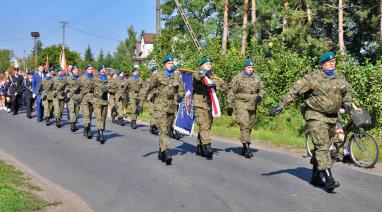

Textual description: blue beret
[84,64,93,70]
[243,59,254,68]
[98,65,107,71]
[199,56,212,66]
[132,67,139,72]
[55,66,63,72]
[117,70,125,75]
[162,55,174,64]
[72,65,79,70]
[319,51,336,63]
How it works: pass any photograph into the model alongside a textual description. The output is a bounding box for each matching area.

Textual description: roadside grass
[0,160,60,212]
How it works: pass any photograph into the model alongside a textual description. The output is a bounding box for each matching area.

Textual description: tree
[84,45,95,65]
[251,0,257,37]
[97,49,105,66]
[338,0,345,54]
[37,45,82,68]
[241,0,249,54]
[104,52,113,67]
[0,49,14,72]
[222,0,229,54]
[113,25,138,68]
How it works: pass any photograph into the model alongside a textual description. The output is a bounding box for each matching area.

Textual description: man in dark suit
[23,71,34,118]
[10,68,23,115]
[32,66,45,122]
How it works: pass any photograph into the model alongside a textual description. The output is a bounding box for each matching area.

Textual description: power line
[67,25,122,42]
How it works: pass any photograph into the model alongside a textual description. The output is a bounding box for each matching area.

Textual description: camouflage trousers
[81,96,94,127]
[308,120,336,170]
[116,95,127,119]
[109,95,116,118]
[148,101,158,127]
[128,98,138,121]
[94,103,108,130]
[158,111,175,152]
[68,98,80,123]
[194,107,213,145]
[236,109,256,144]
[53,98,65,119]
[43,100,54,119]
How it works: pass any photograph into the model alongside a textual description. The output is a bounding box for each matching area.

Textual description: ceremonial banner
[59,46,67,73]
[173,72,195,136]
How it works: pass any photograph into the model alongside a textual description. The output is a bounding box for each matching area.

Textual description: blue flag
[173,72,194,136]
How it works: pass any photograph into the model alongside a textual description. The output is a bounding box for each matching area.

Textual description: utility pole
[156,0,161,35]
[59,21,68,48]
[31,32,40,68]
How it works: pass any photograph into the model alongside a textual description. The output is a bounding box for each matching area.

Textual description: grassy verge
[137,106,382,162]
[0,160,59,211]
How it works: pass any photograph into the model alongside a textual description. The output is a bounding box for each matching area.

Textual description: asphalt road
[0,110,382,212]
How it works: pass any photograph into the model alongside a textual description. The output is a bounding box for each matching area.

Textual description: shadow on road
[261,167,311,183]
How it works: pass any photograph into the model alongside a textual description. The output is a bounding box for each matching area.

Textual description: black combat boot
[204,144,213,160]
[97,130,105,144]
[56,119,61,128]
[119,117,125,126]
[310,164,325,187]
[131,120,137,129]
[247,143,254,158]
[73,121,79,131]
[112,116,116,124]
[196,144,204,156]
[71,122,76,132]
[45,118,50,126]
[241,143,248,156]
[86,125,92,139]
[321,168,340,192]
[163,149,172,165]
[152,125,158,135]
[158,148,164,161]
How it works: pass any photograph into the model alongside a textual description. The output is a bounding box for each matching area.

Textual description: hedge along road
[0,110,381,212]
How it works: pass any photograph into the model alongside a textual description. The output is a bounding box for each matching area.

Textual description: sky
[0,0,157,59]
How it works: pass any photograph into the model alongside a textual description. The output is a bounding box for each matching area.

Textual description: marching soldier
[93,65,111,144]
[147,66,159,134]
[66,65,82,132]
[80,64,95,139]
[108,71,118,123]
[227,59,264,158]
[126,67,143,129]
[192,56,224,160]
[114,70,128,126]
[53,67,68,128]
[36,70,55,126]
[139,55,185,165]
[269,51,355,192]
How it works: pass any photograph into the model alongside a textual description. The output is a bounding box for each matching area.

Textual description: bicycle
[306,110,379,168]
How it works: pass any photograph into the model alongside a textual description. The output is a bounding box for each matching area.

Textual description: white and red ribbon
[202,77,221,117]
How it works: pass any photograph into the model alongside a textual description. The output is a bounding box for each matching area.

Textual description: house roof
[142,33,155,44]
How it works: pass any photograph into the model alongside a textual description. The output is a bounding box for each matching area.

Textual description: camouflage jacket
[126,76,143,100]
[79,75,95,102]
[93,77,111,106]
[145,76,158,103]
[66,76,82,102]
[114,77,129,101]
[52,76,68,100]
[227,72,265,110]
[279,69,354,124]
[192,71,224,110]
[37,78,55,101]
[140,71,185,113]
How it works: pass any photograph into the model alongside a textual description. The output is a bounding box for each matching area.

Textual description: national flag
[202,77,221,117]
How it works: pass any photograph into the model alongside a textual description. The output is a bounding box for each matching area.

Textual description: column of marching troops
[1,51,358,192]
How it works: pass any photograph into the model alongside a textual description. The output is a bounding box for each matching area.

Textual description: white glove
[32,94,36,99]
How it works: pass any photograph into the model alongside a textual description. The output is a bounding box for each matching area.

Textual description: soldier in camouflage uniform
[127,67,143,129]
[36,70,55,126]
[80,64,95,139]
[139,55,185,165]
[227,59,264,158]
[147,66,159,135]
[66,65,82,132]
[192,56,224,160]
[270,51,355,192]
[93,65,111,144]
[114,70,128,126]
[52,67,67,128]
[108,71,118,123]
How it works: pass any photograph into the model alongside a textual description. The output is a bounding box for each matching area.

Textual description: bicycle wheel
[349,132,379,168]
[305,133,313,157]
